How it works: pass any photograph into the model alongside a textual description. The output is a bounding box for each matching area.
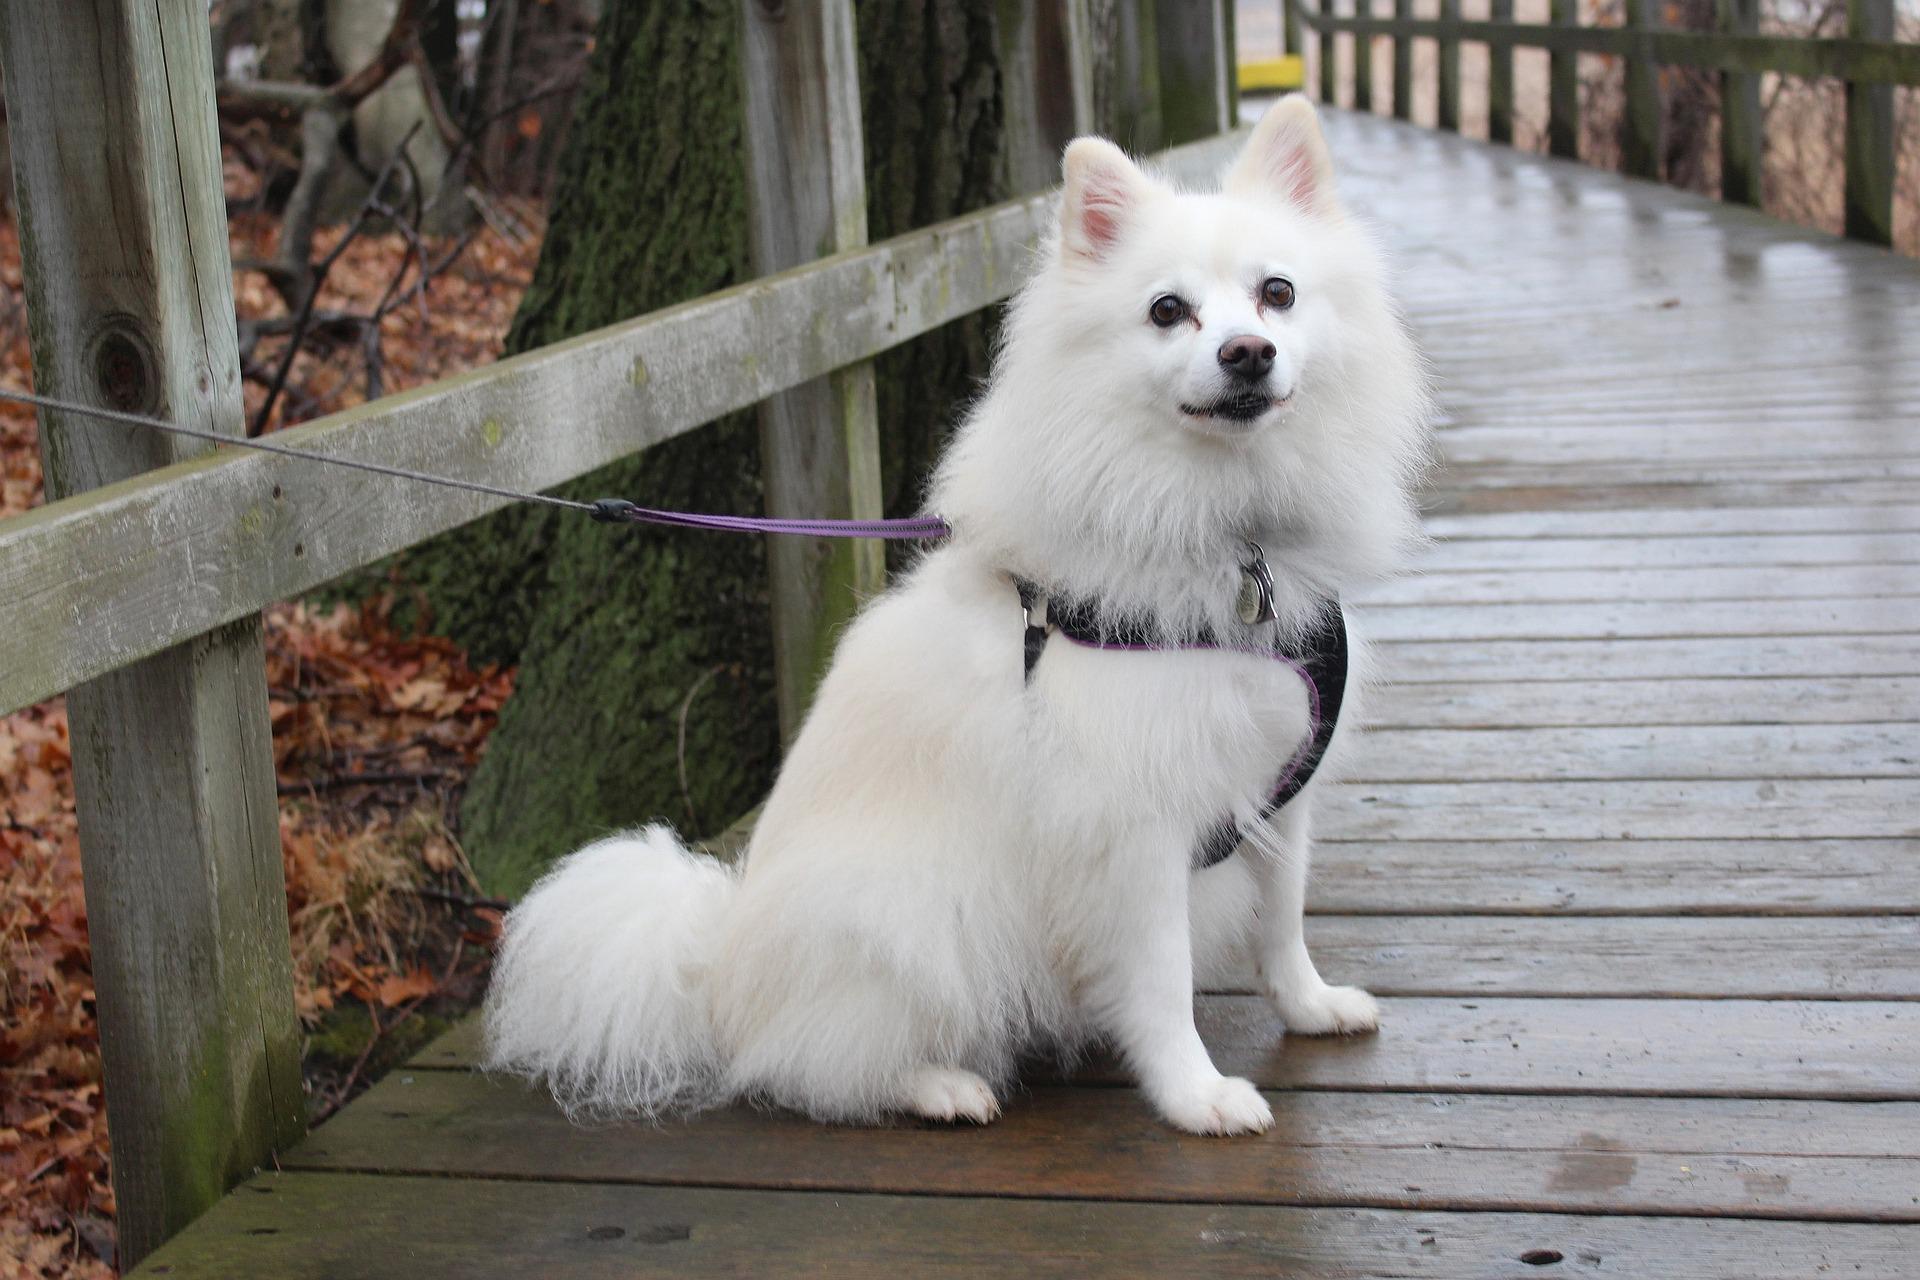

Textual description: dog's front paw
[903,1067,1001,1125]
[1154,1074,1274,1137]
[1271,981,1381,1036]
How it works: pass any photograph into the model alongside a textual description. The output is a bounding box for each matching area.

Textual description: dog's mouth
[1179,391,1288,424]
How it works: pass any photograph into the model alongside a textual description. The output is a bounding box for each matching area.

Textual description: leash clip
[1237,541,1277,625]
[590,498,639,523]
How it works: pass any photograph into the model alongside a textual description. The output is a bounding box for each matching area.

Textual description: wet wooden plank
[129,1172,1920,1280]
[1319,778,1919,841]
[1422,505,1920,540]
[1353,724,1916,782]
[1308,838,1920,915]
[1369,677,1920,728]
[1363,564,1919,606]
[287,1071,1920,1222]
[1250,915,1920,999]
[1361,597,1920,643]
[1375,634,1920,683]
[417,998,1920,1100]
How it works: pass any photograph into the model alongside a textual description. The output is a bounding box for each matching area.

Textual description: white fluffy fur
[486,99,1434,1136]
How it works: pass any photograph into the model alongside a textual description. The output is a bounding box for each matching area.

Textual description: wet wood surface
[132,110,1920,1277]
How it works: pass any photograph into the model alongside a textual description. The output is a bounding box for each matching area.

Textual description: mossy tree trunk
[396,1,1011,897]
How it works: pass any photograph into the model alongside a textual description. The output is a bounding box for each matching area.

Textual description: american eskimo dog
[485,99,1433,1136]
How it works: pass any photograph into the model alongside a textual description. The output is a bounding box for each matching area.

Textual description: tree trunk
[394,0,1010,897]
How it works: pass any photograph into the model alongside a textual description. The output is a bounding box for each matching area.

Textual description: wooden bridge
[2,3,1917,1277]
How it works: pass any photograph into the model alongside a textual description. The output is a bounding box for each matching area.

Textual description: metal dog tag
[1237,542,1277,625]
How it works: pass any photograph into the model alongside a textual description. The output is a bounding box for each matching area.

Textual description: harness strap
[1013,578,1348,869]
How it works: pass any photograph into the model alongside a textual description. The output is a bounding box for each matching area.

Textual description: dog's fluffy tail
[483,824,738,1118]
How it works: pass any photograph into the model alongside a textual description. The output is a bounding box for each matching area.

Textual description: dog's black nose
[1218,334,1276,380]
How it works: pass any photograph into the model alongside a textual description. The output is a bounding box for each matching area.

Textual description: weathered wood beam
[1438,0,1461,131]
[739,0,885,742]
[1717,0,1763,206]
[1843,0,1895,245]
[1622,0,1663,179]
[1547,0,1579,158]
[1318,0,1338,104]
[1354,0,1375,113]
[1102,0,1165,151]
[0,0,304,1265]
[1290,9,1920,85]
[1155,0,1233,144]
[0,130,1248,719]
[1392,0,1413,120]
[997,0,1096,198]
[1487,0,1514,144]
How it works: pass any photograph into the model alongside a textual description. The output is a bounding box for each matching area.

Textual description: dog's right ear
[1061,138,1149,261]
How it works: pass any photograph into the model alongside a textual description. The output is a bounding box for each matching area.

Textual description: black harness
[1014,578,1349,869]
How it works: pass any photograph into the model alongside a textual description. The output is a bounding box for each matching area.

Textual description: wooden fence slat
[1392,0,1413,119]
[1355,0,1376,112]
[1844,0,1895,245]
[1290,9,1920,86]
[1154,0,1233,144]
[1438,0,1461,130]
[1622,0,1663,178]
[0,1,304,1265]
[1717,0,1763,205]
[1319,0,1339,102]
[1103,0,1166,151]
[1548,0,1579,157]
[999,0,1096,197]
[0,131,1250,720]
[1488,0,1515,143]
[740,0,887,740]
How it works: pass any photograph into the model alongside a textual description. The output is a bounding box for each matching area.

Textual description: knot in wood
[89,319,158,415]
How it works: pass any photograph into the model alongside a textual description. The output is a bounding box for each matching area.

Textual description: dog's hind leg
[1249,802,1380,1035]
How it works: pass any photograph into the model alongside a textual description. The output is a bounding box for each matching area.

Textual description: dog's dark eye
[1149,294,1189,328]
[1261,277,1296,310]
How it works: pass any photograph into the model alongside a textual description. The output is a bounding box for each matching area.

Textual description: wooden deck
[132,112,1920,1278]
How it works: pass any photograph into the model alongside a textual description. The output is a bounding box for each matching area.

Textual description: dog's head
[1051,100,1349,439]
[938,100,1433,623]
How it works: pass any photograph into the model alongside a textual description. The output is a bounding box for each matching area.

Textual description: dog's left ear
[1226,97,1340,218]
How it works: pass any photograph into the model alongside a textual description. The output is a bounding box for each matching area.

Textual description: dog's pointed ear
[1226,97,1339,217]
[1061,137,1150,260]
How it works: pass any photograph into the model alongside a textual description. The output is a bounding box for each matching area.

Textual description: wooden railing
[1283,0,1916,244]
[0,0,1243,1265]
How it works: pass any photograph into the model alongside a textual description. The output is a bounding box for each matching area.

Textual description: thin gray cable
[0,386,595,514]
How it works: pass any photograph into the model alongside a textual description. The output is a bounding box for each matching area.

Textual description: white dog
[485,99,1433,1137]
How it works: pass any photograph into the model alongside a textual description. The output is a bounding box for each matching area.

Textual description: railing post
[1105,0,1166,152]
[1155,0,1234,144]
[1393,0,1413,120]
[1285,0,1307,84]
[1843,0,1894,244]
[1548,0,1580,157]
[1319,0,1339,103]
[0,1,304,1265]
[1438,0,1462,130]
[1716,0,1763,206]
[1355,0,1375,113]
[1000,0,1096,196]
[739,0,887,741]
[1622,0,1663,178]
[1488,0,1515,144]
